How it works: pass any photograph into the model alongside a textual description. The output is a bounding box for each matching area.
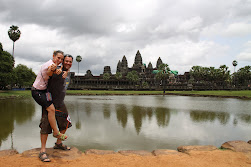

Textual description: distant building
[69,50,192,90]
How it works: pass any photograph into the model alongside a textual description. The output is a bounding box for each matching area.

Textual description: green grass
[0,90,251,99]
[0,90,31,98]
[165,90,251,98]
[66,90,163,95]
[66,90,251,98]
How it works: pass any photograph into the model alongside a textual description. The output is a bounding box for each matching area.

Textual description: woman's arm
[47,63,57,76]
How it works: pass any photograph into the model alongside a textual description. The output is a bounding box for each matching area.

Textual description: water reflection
[84,103,92,117]
[116,104,127,128]
[146,107,153,121]
[0,98,35,147]
[1,95,251,153]
[131,106,144,134]
[115,105,171,133]
[66,96,251,135]
[76,109,81,130]
[103,104,111,119]
[155,107,170,127]
[235,114,251,124]
[190,111,230,125]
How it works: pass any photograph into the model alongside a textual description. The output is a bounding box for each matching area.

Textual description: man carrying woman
[31,51,73,162]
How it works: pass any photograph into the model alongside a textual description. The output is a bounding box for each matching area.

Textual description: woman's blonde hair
[53,50,64,56]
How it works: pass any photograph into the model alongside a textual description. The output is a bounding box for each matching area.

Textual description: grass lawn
[66,90,163,95]
[66,90,251,98]
[0,90,31,97]
[164,90,251,98]
[0,90,251,99]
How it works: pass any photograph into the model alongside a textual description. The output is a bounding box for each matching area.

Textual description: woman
[31,50,68,162]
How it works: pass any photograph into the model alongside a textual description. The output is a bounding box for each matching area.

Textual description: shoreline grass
[0,90,31,98]
[66,90,164,95]
[1,90,251,99]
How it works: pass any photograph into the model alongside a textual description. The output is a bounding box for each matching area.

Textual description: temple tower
[133,50,143,68]
[116,60,122,73]
[103,66,112,75]
[121,55,128,75]
[156,57,163,68]
[148,62,153,69]
[85,70,93,77]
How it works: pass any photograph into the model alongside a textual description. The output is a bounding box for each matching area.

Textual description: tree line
[190,65,251,88]
[0,25,36,89]
[0,42,36,89]
[105,62,250,90]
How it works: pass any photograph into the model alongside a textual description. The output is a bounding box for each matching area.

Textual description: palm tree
[156,64,170,93]
[232,60,238,87]
[190,66,204,82]
[232,60,238,73]
[219,65,230,89]
[76,55,82,87]
[234,65,251,86]
[8,25,21,58]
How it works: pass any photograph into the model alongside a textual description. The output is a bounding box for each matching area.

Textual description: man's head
[63,54,73,70]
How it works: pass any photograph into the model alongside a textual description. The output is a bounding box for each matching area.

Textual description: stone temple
[69,50,191,90]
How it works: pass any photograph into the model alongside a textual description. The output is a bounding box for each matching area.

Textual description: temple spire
[133,50,142,68]
[156,57,163,68]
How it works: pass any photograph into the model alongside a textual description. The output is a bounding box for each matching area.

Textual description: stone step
[221,140,251,153]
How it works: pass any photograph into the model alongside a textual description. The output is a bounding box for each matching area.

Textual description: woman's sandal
[53,143,71,150]
[39,152,51,162]
[53,132,67,141]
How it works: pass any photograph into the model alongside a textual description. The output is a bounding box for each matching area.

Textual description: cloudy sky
[0,0,251,75]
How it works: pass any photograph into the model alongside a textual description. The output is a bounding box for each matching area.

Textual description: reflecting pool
[1,95,251,153]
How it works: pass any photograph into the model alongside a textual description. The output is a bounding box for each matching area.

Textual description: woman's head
[53,50,64,65]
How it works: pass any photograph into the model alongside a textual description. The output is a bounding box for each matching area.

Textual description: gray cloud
[1,1,117,36]
[1,0,251,75]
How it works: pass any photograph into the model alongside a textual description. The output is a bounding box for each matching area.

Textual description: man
[39,54,73,162]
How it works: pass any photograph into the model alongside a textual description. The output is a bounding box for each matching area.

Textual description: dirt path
[0,150,251,167]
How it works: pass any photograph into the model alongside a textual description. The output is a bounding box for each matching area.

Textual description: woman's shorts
[31,89,53,109]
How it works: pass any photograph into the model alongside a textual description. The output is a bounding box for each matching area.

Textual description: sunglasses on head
[64,54,73,59]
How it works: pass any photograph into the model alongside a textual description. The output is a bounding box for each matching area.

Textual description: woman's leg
[46,104,60,136]
[56,129,66,144]
[32,90,60,135]
[54,129,70,150]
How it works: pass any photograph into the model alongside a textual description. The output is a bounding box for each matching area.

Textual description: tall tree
[219,65,230,88]
[208,67,216,84]
[232,60,238,73]
[190,66,203,82]
[156,63,170,93]
[8,25,21,58]
[190,65,231,88]
[234,66,251,86]
[0,49,15,89]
